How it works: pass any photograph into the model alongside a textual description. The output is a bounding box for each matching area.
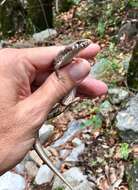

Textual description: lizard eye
[73,43,79,49]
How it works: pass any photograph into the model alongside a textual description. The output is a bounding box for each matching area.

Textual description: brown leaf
[97,176,110,190]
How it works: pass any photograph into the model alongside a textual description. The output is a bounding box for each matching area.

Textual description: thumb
[17,58,90,130]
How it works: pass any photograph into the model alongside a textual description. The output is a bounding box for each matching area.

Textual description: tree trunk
[27,0,53,32]
[0,0,26,37]
[0,0,54,37]
[127,39,138,91]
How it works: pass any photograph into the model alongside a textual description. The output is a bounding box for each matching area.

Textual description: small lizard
[34,39,91,190]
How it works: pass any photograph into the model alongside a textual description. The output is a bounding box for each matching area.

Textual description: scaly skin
[34,39,91,190]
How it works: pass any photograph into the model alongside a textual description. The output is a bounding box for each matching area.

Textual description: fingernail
[68,58,90,81]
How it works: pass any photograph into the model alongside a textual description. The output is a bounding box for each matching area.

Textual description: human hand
[0,44,107,174]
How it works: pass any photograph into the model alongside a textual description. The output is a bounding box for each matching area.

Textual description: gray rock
[25,161,38,178]
[65,144,85,162]
[29,150,43,166]
[116,93,138,142]
[0,41,3,48]
[72,138,82,147]
[91,58,110,80]
[82,133,91,140]
[60,149,70,159]
[29,148,51,166]
[99,100,113,114]
[75,181,93,190]
[0,171,25,190]
[0,40,9,48]
[117,112,136,131]
[52,120,83,148]
[15,162,25,175]
[39,124,54,144]
[109,87,129,104]
[122,55,131,71]
[91,58,124,83]
[35,164,54,185]
[52,167,90,190]
[33,29,57,42]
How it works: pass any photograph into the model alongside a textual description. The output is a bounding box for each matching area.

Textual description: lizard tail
[34,138,74,190]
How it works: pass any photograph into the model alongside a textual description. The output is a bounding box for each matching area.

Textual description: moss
[126,159,138,190]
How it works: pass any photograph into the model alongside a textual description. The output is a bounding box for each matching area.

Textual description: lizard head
[72,39,91,50]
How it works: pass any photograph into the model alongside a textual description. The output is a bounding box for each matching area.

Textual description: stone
[29,148,51,166]
[25,161,38,178]
[122,54,131,71]
[15,162,25,175]
[39,124,54,144]
[0,40,9,48]
[91,58,124,83]
[33,29,57,42]
[29,150,43,166]
[75,181,93,190]
[52,120,83,148]
[0,171,25,190]
[116,93,138,142]
[82,133,91,140]
[99,100,113,114]
[65,144,85,162]
[35,164,54,185]
[52,167,90,190]
[0,41,2,48]
[72,138,83,147]
[91,58,110,80]
[108,87,129,104]
[60,149,70,159]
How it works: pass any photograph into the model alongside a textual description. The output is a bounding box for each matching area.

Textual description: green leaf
[91,115,102,129]
[109,42,115,52]
[91,160,97,166]
[80,115,102,129]
[128,1,138,8]
[72,0,81,5]
[120,143,130,160]
[54,187,65,190]
[97,19,106,37]
[80,118,94,128]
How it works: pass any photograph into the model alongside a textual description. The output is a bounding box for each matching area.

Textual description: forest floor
[2,1,137,190]
[31,3,134,190]
[46,4,133,190]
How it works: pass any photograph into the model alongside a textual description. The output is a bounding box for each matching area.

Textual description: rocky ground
[0,34,137,189]
[0,2,138,189]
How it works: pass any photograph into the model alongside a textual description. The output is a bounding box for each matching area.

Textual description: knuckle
[50,73,73,98]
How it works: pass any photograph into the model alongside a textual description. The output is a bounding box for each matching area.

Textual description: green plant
[111,61,119,71]
[97,19,106,37]
[72,0,81,5]
[127,0,138,8]
[120,143,130,160]
[54,187,65,190]
[91,157,106,167]
[58,0,80,12]
[91,160,97,166]
[109,42,116,52]
[80,115,102,129]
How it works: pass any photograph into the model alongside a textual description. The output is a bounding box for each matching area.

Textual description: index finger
[21,43,100,71]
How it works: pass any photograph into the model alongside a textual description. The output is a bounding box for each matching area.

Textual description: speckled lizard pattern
[34,39,91,190]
